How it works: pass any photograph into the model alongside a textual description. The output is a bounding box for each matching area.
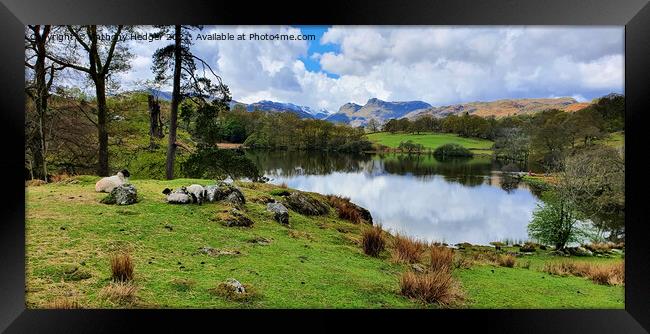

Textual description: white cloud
[114,25,623,113]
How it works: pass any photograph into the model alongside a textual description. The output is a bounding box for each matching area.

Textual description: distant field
[366,132,494,154]
[596,131,624,150]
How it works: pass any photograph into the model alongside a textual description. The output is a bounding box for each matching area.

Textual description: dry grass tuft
[327,195,364,224]
[399,270,464,306]
[429,246,454,273]
[543,261,624,286]
[100,282,138,304]
[26,179,47,187]
[110,252,134,282]
[497,254,517,268]
[44,297,80,309]
[50,173,71,183]
[391,234,427,264]
[171,278,197,292]
[361,225,385,257]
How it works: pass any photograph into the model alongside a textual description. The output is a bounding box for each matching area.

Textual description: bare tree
[25,25,66,181]
[46,25,132,176]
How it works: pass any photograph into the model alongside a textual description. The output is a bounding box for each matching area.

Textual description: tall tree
[46,25,132,176]
[25,25,65,181]
[151,25,229,179]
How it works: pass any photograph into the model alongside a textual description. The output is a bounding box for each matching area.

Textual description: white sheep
[186,184,206,205]
[162,187,194,204]
[95,169,130,193]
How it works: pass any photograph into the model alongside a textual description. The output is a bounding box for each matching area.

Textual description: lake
[245,150,541,245]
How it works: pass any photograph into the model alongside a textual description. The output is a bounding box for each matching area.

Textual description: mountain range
[146,89,592,126]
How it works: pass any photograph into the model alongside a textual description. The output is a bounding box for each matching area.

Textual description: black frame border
[1,0,649,332]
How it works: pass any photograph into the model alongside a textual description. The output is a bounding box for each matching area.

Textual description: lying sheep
[162,187,195,204]
[186,184,206,205]
[95,169,130,193]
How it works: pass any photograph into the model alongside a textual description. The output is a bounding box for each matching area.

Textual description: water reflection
[245,150,541,245]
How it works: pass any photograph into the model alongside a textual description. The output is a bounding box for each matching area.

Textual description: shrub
[497,254,516,268]
[181,147,262,181]
[519,242,537,252]
[433,143,473,158]
[429,246,454,273]
[392,234,427,263]
[399,270,462,305]
[528,191,590,250]
[543,261,624,286]
[100,282,138,304]
[110,252,134,282]
[362,225,386,257]
[327,195,368,224]
[44,298,80,309]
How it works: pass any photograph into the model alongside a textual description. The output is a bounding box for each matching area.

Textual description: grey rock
[225,278,246,294]
[568,246,593,257]
[266,202,289,224]
[411,263,426,273]
[222,209,254,227]
[224,191,245,209]
[101,184,138,205]
[283,192,329,216]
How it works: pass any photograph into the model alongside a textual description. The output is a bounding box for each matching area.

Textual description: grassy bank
[366,132,493,155]
[26,177,623,309]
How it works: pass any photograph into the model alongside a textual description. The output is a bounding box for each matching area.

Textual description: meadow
[26,177,623,309]
[366,132,494,155]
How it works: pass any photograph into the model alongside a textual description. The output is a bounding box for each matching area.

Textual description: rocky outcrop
[100,184,138,205]
[283,192,329,216]
[266,202,289,224]
[218,208,254,227]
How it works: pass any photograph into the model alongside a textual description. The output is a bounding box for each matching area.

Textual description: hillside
[406,97,589,119]
[326,97,591,127]
[26,177,624,309]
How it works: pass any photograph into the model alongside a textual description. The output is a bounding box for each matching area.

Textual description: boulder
[266,202,289,224]
[101,184,138,205]
[220,208,254,227]
[283,192,329,216]
[206,183,246,205]
[224,191,245,209]
[224,278,246,293]
[568,246,593,257]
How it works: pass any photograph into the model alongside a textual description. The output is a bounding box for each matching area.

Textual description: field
[366,132,494,154]
[26,177,623,309]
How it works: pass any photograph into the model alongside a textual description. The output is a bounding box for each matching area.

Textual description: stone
[283,192,329,216]
[220,209,254,227]
[225,278,246,294]
[224,191,245,209]
[101,184,138,205]
[266,202,289,224]
[411,263,426,273]
[568,246,593,257]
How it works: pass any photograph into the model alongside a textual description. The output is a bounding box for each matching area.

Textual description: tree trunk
[166,25,182,180]
[33,25,50,181]
[95,76,109,176]
[148,94,162,149]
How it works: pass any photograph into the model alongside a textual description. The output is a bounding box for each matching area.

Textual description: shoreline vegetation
[26,176,624,309]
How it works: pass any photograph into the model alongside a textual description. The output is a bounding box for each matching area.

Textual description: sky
[116,25,624,113]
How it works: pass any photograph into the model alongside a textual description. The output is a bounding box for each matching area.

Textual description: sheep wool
[186,184,206,205]
[95,170,130,193]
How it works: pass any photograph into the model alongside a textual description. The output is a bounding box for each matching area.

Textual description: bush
[398,140,425,154]
[433,143,473,158]
[392,234,427,263]
[110,252,134,282]
[399,270,462,305]
[327,195,368,224]
[519,242,537,252]
[429,246,454,273]
[497,254,516,268]
[100,282,138,304]
[181,147,262,181]
[528,191,590,250]
[362,226,386,257]
[543,261,624,286]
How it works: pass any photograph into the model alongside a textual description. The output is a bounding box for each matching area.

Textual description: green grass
[26,177,623,309]
[366,132,494,155]
[596,131,624,150]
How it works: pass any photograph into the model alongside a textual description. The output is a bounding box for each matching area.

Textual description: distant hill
[147,89,330,119]
[326,98,431,126]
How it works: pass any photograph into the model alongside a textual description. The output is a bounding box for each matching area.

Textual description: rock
[225,278,246,294]
[283,192,329,216]
[220,209,254,227]
[224,191,245,209]
[206,183,246,206]
[568,246,593,257]
[519,243,536,253]
[266,202,289,224]
[198,246,241,256]
[411,263,426,273]
[101,184,138,205]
